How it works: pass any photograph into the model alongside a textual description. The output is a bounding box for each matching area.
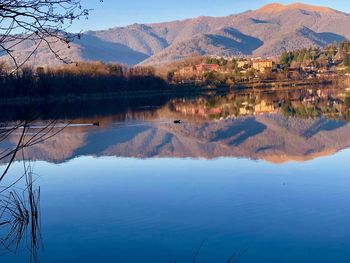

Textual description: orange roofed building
[179,66,195,75]
[196,64,219,74]
[178,63,219,76]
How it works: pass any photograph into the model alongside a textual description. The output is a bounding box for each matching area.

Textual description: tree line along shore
[0,41,350,102]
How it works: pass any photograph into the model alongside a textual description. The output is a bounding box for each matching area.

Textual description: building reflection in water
[0,85,349,164]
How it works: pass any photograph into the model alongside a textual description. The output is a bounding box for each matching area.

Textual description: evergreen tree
[344,54,350,67]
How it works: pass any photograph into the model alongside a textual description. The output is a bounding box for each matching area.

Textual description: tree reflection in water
[0,120,69,262]
[0,86,349,262]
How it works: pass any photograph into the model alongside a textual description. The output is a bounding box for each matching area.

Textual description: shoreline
[0,78,346,105]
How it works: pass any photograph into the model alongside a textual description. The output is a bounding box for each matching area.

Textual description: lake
[1,86,350,262]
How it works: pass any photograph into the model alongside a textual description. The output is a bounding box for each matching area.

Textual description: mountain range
[1,2,350,67]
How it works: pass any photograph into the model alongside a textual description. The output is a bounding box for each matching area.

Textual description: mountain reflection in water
[2,85,350,263]
[1,86,350,164]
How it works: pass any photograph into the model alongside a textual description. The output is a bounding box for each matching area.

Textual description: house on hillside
[237,59,251,69]
[252,60,274,73]
[179,66,195,75]
[196,64,219,74]
[177,63,219,77]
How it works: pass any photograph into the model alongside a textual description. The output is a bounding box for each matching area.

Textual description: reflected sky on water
[1,86,350,262]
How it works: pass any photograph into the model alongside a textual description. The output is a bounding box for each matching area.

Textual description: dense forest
[0,62,167,100]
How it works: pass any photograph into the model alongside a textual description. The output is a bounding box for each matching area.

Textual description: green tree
[344,54,350,67]
[339,40,350,59]
[280,52,293,67]
[345,94,350,109]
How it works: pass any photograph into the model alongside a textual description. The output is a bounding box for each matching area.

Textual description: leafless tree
[0,120,71,261]
[0,0,92,74]
[0,119,71,181]
[0,2,98,261]
[0,0,93,179]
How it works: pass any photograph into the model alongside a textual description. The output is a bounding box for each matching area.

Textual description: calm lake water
[1,87,350,262]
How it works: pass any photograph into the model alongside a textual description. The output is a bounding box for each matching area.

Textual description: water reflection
[168,86,350,121]
[1,86,350,262]
[0,119,65,262]
[0,162,42,262]
[1,86,350,164]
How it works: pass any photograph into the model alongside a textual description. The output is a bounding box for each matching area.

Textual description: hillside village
[168,41,350,85]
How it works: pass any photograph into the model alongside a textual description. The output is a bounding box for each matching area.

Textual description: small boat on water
[93,122,100,126]
[174,120,182,124]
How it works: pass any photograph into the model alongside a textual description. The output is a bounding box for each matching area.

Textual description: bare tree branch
[0,0,91,74]
[0,119,72,181]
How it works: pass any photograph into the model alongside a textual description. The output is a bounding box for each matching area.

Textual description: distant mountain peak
[2,2,349,67]
[256,2,338,14]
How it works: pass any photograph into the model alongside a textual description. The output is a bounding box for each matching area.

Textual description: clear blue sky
[71,0,350,32]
